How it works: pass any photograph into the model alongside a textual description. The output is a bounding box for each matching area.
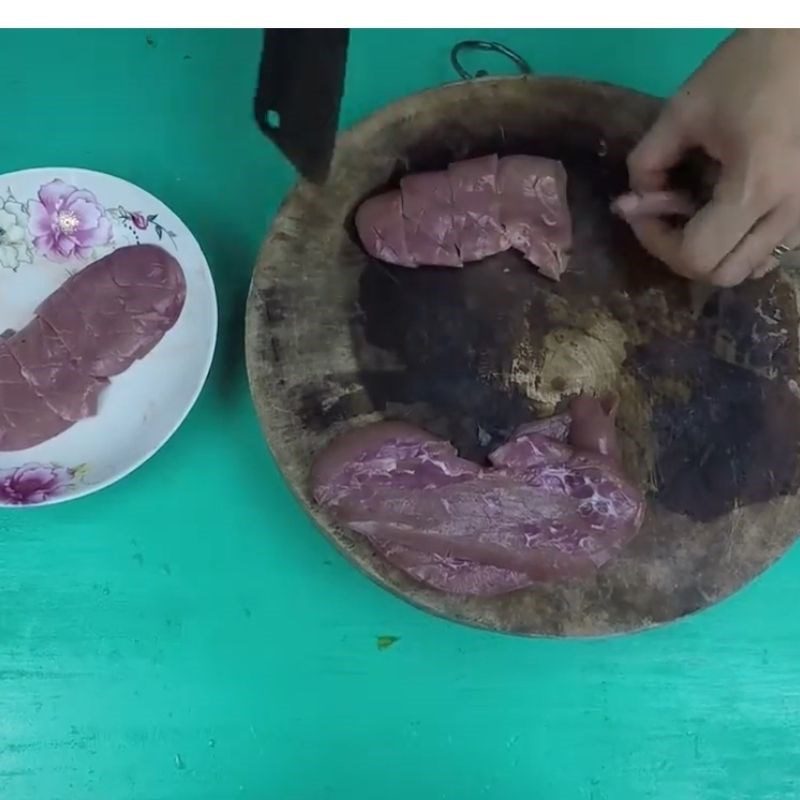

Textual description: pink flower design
[0,463,73,505]
[28,180,112,262]
[129,212,148,230]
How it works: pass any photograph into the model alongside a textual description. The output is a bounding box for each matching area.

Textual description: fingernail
[612,191,695,220]
[611,193,641,218]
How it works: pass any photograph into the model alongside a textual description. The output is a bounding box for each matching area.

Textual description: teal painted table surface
[5,28,799,800]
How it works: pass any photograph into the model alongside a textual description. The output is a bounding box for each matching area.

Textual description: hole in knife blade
[265,109,281,130]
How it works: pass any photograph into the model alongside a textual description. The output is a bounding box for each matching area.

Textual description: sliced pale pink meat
[0,342,73,451]
[354,191,414,267]
[568,393,620,461]
[372,543,534,596]
[498,155,572,280]
[356,153,572,280]
[399,172,461,267]
[510,413,571,443]
[6,318,107,422]
[487,429,573,471]
[312,396,645,596]
[448,154,509,262]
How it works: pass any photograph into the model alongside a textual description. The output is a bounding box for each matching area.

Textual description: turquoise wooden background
[6,29,797,800]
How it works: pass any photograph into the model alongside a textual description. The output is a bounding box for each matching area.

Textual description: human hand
[616,29,800,286]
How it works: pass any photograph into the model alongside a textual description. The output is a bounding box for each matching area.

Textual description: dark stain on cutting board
[631,333,800,522]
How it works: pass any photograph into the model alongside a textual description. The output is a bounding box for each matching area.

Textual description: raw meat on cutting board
[355,154,572,280]
[312,395,645,596]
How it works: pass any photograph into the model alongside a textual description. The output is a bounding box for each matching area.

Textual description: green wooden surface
[4,28,799,800]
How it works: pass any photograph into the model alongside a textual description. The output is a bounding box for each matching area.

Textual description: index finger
[628,106,694,193]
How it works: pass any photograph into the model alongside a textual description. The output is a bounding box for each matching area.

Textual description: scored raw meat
[399,172,461,267]
[0,244,186,452]
[311,396,645,596]
[448,154,509,263]
[7,317,107,422]
[351,192,412,267]
[0,342,73,451]
[497,156,572,281]
[38,244,186,378]
[355,153,572,280]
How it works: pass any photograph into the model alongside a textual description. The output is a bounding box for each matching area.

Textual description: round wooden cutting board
[245,76,800,637]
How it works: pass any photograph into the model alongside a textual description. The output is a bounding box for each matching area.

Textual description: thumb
[628,105,694,193]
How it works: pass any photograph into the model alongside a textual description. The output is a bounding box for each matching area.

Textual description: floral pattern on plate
[0,462,88,506]
[0,192,33,270]
[0,166,216,509]
[0,178,178,272]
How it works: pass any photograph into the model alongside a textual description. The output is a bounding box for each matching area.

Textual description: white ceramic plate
[0,168,217,507]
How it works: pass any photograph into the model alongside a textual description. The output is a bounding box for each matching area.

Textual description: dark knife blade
[254,29,350,184]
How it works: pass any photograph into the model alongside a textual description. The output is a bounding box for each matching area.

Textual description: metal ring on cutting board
[450,41,532,81]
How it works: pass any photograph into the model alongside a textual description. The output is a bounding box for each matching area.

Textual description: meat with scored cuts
[311,395,645,596]
[356,154,572,280]
[0,244,186,452]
